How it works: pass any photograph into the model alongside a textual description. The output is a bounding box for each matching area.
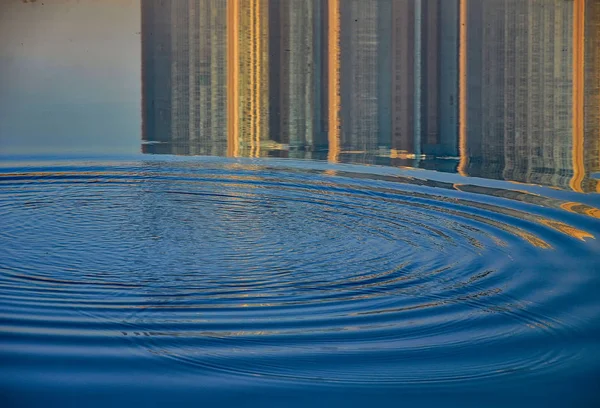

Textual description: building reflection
[141,0,599,192]
[584,0,600,193]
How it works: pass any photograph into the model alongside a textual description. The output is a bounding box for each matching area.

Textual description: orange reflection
[390,149,416,160]
[509,230,551,249]
[253,0,264,159]
[538,218,594,241]
[560,202,600,219]
[327,0,340,163]
[458,0,468,177]
[571,0,585,192]
[228,0,269,159]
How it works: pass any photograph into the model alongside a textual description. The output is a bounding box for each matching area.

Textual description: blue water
[1,155,600,407]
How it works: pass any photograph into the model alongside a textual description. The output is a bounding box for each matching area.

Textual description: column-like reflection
[227,0,240,157]
[236,0,269,158]
[458,0,468,176]
[141,0,600,192]
[586,0,600,193]
[572,0,586,192]
[327,0,341,163]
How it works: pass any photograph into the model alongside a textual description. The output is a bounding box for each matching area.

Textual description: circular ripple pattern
[1,158,600,402]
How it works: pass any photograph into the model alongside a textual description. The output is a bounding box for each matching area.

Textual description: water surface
[1,155,599,406]
[2,0,600,406]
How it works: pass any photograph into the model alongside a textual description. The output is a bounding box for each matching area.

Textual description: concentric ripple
[1,157,600,404]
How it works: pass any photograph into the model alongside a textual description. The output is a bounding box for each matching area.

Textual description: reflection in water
[141,0,600,192]
[327,0,340,162]
[2,158,600,405]
[4,2,600,405]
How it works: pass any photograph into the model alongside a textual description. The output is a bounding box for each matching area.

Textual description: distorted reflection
[141,0,600,192]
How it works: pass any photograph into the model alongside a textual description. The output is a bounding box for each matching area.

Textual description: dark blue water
[1,155,599,407]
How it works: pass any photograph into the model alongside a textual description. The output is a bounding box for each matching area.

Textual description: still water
[1,0,600,407]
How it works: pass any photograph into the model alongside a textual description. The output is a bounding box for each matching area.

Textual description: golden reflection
[452,183,594,242]
[227,0,269,158]
[327,0,340,164]
[390,149,417,160]
[452,182,600,221]
[458,0,468,177]
[538,218,594,241]
[560,202,600,219]
[253,0,265,158]
[571,0,586,193]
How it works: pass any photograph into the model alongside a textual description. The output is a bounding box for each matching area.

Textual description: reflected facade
[268,0,327,149]
[465,0,577,188]
[141,0,600,192]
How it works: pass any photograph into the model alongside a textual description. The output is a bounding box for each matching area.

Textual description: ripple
[1,158,599,394]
